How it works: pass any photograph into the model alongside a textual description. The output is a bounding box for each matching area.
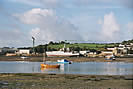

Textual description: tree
[74,46,81,52]
[49,41,54,45]
[60,41,66,44]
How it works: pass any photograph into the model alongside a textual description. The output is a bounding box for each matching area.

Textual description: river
[0,61,132,75]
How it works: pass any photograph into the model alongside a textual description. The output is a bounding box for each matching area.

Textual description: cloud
[8,0,60,8]
[127,22,133,38]
[14,8,54,24]
[127,22,133,30]
[73,0,115,8]
[40,0,60,8]
[15,8,82,44]
[100,12,120,41]
[73,0,133,9]
[75,0,111,5]
[120,0,133,8]
[98,19,103,25]
[0,29,30,47]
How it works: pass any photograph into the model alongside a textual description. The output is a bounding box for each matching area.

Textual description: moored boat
[57,59,72,64]
[105,55,116,60]
[41,64,60,68]
[46,51,79,57]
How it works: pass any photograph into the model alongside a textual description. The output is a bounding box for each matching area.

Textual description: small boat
[41,64,60,68]
[41,51,60,69]
[105,55,116,60]
[57,59,72,64]
[20,56,29,59]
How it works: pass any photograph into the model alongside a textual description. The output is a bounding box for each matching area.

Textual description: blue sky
[0,0,133,47]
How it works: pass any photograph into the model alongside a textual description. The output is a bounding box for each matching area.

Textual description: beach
[0,56,133,62]
[0,73,132,89]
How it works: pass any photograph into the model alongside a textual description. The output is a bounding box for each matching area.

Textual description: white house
[0,48,2,53]
[107,48,115,51]
[79,51,90,55]
[18,49,30,55]
[101,51,113,56]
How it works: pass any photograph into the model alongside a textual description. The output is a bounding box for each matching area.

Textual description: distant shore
[0,56,133,62]
[0,73,132,89]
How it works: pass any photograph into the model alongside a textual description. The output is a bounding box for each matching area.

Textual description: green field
[47,43,117,51]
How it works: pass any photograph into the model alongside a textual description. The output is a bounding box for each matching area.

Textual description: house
[106,43,133,56]
[101,50,113,56]
[18,49,30,55]
[6,53,17,56]
[0,48,2,53]
[79,51,90,56]
[1,47,17,54]
[0,48,2,55]
[107,48,115,51]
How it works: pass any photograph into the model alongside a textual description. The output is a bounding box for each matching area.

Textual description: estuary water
[0,61,132,75]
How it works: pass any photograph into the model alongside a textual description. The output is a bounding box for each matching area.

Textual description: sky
[0,0,133,47]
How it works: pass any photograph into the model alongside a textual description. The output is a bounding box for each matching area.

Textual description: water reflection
[0,61,132,75]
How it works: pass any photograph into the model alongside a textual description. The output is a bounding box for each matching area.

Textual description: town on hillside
[0,39,133,58]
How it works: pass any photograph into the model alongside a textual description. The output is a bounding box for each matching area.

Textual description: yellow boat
[41,64,60,68]
[41,51,60,69]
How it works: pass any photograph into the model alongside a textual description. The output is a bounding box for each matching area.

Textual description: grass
[47,43,116,50]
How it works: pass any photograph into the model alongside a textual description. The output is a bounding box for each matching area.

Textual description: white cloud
[127,22,133,30]
[15,8,82,44]
[8,0,60,8]
[0,29,30,47]
[127,22,133,38]
[98,19,103,25]
[100,12,120,41]
[14,8,55,24]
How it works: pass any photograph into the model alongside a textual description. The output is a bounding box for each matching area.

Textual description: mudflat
[0,73,132,89]
[0,56,133,62]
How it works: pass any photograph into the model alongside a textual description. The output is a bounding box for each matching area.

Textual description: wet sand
[0,73,132,89]
[0,56,133,62]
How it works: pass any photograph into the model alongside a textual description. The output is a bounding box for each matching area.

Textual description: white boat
[105,55,116,60]
[46,51,79,57]
[20,56,29,59]
[57,59,72,64]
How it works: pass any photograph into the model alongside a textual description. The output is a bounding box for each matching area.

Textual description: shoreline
[0,56,133,62]
[0,73,132,89]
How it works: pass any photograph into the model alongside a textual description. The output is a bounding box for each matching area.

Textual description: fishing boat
[46,51,80,57]
[57,59,72,64]
[40,52,60,69]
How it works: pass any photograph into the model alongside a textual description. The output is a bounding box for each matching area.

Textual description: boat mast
[43,47,47,63]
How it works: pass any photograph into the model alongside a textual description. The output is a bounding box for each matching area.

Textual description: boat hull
[41,64,60,68]
[57,59,72,64]
[46,51,79,57]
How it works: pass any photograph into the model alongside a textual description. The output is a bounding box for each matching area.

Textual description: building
[107,48,115,51]
[79,51,90,56]
[101,50,113,56]
[106,43,133,56]
[1,47,17,54]
[18,49,30,55]
[0,48,2,55]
